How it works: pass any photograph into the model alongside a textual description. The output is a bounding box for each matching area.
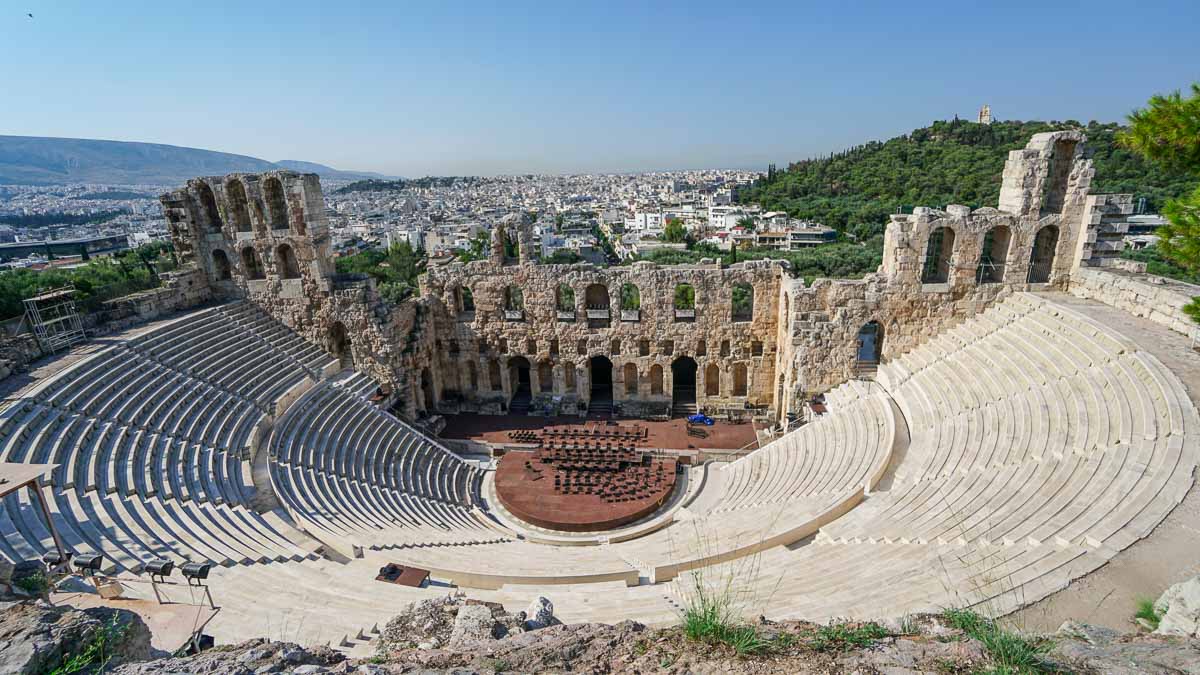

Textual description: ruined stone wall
[150,130,1103,426]
[159,171,443,420]
[422,257,782,419]
[1070,267,1200,342]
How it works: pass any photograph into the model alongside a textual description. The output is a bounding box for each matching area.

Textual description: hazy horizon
[4,1,1198,176]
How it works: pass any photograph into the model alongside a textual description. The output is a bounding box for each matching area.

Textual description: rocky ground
[2,579,1199,673]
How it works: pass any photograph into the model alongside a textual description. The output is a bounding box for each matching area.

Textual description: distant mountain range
[0,135,395,186]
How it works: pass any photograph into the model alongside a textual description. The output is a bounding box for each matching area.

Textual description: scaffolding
[23,286,87,354]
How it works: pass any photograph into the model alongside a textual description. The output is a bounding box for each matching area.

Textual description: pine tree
[1122,83,1200,322]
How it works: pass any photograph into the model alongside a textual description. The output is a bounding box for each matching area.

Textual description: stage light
[145,559,174,579]
[72,554,103,574]
[42,551,72,568]
[181,562,211,584]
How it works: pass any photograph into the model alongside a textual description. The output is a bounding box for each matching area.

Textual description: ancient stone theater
[1,131,1198,650]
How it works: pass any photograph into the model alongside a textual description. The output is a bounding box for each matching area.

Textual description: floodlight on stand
[72,554,103,575]
[42,550,72,568]
[181,562,211,585]
[145,559,174,580]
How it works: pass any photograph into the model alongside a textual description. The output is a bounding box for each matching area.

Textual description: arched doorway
[589,356,613,415]
[263,176,289,230]
[1027,225,1059,284]
[857,321,883,364]
[226,178,252,232]
[328,322,352,368]
[420,368,435,412]
[508,356,532,413]
[211,249,232,280]
[197,181,222,233]
[671,356,697,414]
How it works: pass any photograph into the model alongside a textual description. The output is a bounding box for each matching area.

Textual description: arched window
[197,182,222,233]
[225,179,252,232]
[976,226,1011,284]
[649,364,664,395]
[733,363,748,397]
[263,176,289,230]
[276,244,301,279]
[556,284,575,312]
[1027,225,1059,284]
[620,283,640,310]
[585,283,609,309]
[488,359,502,391]
[920,226,955,284]
[623,363,638,395]
[731,283,753,322]
[720,340,730,357]
[705,363,720,396]
[328,321,352,367]
[241,247,265,280]
[674,283,695,309]
[856,321,883,364]
[538,360,554,393]
[211,249,232,280]
[501,227,519,264]
[504,286,524,311]
[460,287,475,312]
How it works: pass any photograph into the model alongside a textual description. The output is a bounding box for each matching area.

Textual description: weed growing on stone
[806,621,891,653]
[1134,597,1163,630]
[45,613,129,675]
[12,571,49,596]
[941,608,1056,674]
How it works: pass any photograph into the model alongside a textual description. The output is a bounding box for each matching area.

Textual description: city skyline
[4,0,1199,176]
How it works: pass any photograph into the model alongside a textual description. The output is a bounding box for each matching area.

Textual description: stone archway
[420,367,435,413]
[1028,225,1059,284]
[328,321,353,368]
[671,356,697,414]
[508,356,532,414]
[588,356,613,416]
[856,321,883,364]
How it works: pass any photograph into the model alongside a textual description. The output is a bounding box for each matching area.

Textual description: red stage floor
[440,413,759,451]
[495,449,677,531]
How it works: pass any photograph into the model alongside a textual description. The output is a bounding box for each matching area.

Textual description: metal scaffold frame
[23,285,87,354]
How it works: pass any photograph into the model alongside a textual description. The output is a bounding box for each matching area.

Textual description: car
[687,412,715,426]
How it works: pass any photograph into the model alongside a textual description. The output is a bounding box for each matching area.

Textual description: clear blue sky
[4,1,1198,176]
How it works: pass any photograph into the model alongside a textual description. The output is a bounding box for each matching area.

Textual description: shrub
[807,621,890,652]
[12,571,48,596]
[1135,597,1163,630]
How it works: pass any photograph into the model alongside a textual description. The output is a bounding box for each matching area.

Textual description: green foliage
[43,613,130,675]
[1121,243,1200,284]
[1135,598,1163,630]
[619,283,640,310]
[503,231,519,260]
[1122,84,1200,174]
[556,284,575,311]
[333,176,482,194]
[456,231,490,262]
[0,242,172,320]
[662,218,687,243]
[12,571,48,595]
[740,119,1194,238]
[334,241,424,303]
[673,284,694,309]
[731,284,753,319]
[942,608,1055,674]
[629,239,883,282]
[736,216,756,232]
[1122,84,1200,324]
[540,249,582,265]
[680,590,772,656]
[0,210,124,228]
[806,621,890,653]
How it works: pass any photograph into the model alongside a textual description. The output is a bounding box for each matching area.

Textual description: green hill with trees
[738,119,1195,241]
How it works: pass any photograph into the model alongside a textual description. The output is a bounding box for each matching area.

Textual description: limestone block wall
[422,258,782,417]
[1069,267,1200,342]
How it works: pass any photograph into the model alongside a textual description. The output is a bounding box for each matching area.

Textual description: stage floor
[439,413,760,451]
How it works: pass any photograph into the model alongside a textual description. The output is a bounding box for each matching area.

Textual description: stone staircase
[509,384,531,415]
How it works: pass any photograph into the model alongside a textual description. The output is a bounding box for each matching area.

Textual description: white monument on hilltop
[978,104,992,125]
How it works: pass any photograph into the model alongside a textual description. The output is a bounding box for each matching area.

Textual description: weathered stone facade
[154,130,1103,425]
